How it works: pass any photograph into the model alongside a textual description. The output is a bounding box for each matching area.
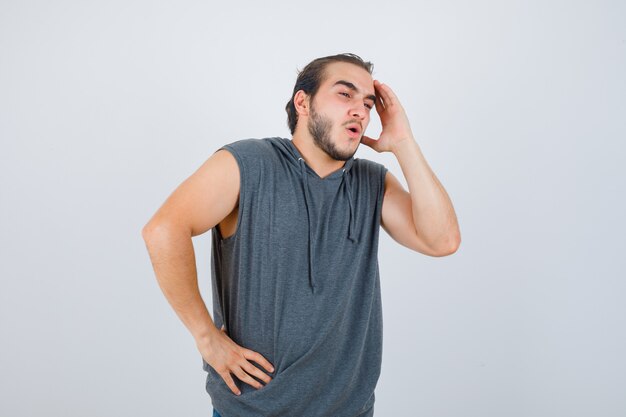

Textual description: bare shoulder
[143,148,240,237]
[383,170,400,196]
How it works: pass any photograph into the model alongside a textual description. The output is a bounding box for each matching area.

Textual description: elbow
[142,220,190,243]
[445,233,462,255]
[445,239,461,255]
[141,221,171,243]
[432,233,461,257]
[141,222,157,242]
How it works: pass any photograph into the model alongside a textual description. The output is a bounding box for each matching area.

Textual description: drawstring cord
[297,156,357,294]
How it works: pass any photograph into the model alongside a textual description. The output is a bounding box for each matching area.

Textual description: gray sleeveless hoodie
[203,137,388,417]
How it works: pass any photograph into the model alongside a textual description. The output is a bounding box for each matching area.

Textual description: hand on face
[360,80,415,154]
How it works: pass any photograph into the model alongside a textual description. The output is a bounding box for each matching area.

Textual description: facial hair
[307,101,358,161]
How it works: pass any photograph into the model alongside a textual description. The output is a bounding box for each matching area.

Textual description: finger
[234,366,265,390]
[242,361,273,385]
[376,81,394,108]
[360,135,378,150]
[375,93,386,113]
[373,80,387,111]
[379,82,402,109]
[220,371,241,396]
[243,349,275,374]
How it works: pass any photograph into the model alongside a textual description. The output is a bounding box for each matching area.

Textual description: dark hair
[285,53,374,135]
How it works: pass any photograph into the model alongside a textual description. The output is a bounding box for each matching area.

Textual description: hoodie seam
[216,144,246,244]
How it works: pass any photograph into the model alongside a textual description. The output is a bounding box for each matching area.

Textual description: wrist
[193,323,221,345]
[391,136,417,155]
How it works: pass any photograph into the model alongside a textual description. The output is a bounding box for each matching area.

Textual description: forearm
[142,224,220,343]
[392,137,461,252]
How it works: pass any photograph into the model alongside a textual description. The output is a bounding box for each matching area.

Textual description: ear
[293,90,311,117]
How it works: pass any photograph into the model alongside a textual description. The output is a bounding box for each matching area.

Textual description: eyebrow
[332,80,377,103]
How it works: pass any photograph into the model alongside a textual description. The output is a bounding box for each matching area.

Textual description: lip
[345,123,361,139]
[345,127,361,139]
[345,123,361,134]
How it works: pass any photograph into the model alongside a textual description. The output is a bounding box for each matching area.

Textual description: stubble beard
[307,101,358,162]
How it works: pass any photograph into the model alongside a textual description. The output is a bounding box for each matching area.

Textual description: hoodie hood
[269,137,358,294]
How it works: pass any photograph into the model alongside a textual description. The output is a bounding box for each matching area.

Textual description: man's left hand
[360,80,415,154]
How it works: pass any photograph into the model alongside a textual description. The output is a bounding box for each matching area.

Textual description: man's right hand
[197,325,274,396]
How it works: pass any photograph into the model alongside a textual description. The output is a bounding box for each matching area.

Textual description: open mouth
[346,128,360,139]
[346,126,360,137]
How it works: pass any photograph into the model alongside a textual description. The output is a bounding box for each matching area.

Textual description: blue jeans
[212,408,222,417]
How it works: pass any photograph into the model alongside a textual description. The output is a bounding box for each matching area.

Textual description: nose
[350,105,367,121]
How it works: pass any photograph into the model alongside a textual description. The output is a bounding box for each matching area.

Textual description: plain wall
[1,0,625,416]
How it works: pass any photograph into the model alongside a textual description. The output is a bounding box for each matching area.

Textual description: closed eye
[340,92,373,110]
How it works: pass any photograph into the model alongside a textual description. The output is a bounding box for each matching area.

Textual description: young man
[142,53,460,417]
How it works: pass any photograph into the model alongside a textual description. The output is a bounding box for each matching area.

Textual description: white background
[1,0,625,416]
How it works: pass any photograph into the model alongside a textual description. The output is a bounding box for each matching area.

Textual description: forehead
[321,62,374,94]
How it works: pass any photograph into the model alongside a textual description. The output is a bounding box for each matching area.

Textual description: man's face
[305,62,376,161]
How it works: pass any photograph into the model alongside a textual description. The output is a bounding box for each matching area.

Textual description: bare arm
[362,79,461,256]
[381,141,461,256]
[142,224,219,340]
[141,148,273,395]
[141,149,239,341]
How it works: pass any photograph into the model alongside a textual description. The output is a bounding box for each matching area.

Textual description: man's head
[285,53,376,161]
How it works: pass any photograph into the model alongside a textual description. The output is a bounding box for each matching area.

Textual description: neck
[291,130,348,179]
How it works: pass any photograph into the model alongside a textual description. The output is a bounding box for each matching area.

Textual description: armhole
[376,165,388,227]
[216,145,245,243]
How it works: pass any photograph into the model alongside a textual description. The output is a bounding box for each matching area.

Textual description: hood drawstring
[297,156,357,294]
[343,164,358,243]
